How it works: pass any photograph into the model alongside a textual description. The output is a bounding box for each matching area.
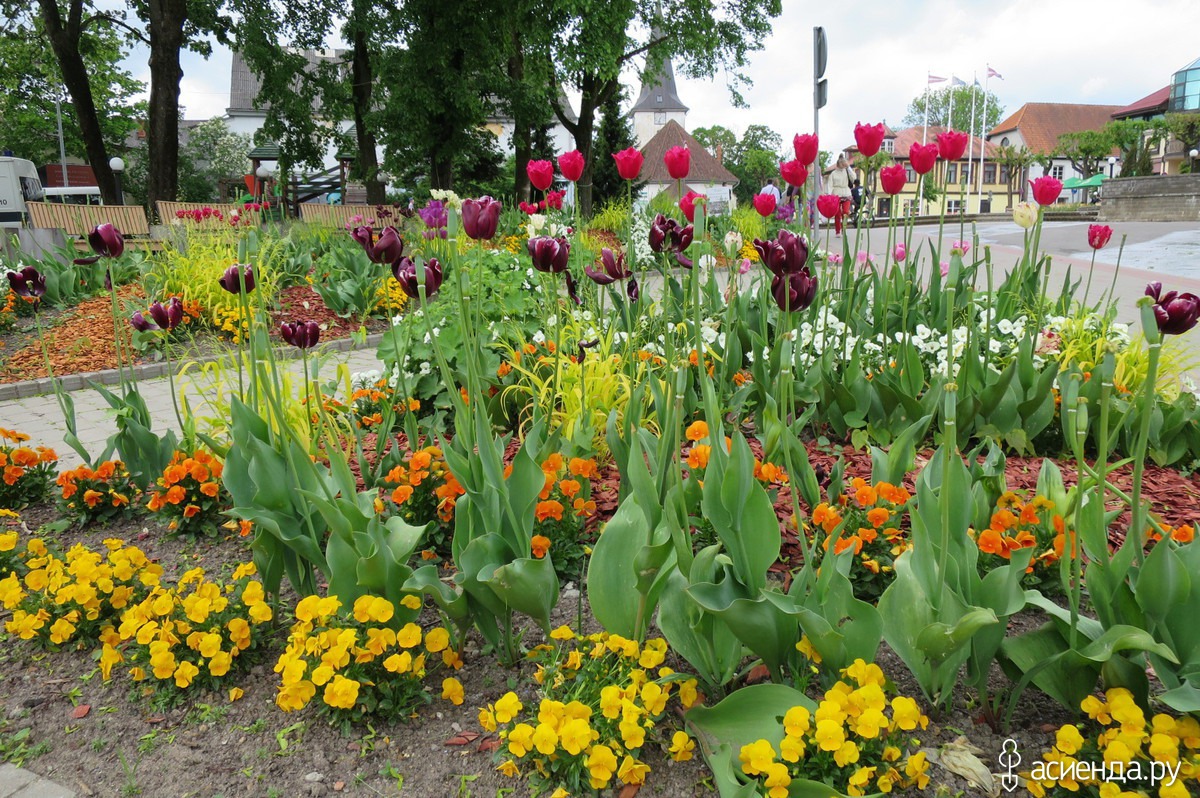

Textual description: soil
[2,467,1117,798]
[0,285,389,385]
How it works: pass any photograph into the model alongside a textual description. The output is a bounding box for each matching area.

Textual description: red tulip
[908,143,939,176]
[613,147,644,181]
[854,122,886,158]
[558,150,584,183]
[816,194,841,219]
[936,130,969,162]
[752,193,777,218]
[1030,176,1063,206]
[793,133,819,166]
[779,160,808,188]
[679,190,705,223]
[526,159,554,191]
[664,146,691,180]
[1088,224,1113,250]
[878,164,907,196]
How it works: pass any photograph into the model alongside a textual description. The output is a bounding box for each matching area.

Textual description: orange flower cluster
[970,492,1076,583]
[1147,522,1195,545]
[806,478,913,601]
[56,461,139,525]
[347,380,420,429]
[0,428,57,509]
[380,445,465,525]
[537,454,600,520]
[145,450,227,537]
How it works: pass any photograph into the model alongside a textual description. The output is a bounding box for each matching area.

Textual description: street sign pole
[812,27,827,227]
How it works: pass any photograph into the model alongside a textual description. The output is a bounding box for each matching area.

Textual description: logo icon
[998,738,1021,793]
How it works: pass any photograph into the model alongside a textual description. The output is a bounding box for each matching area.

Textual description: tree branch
[617,33,670,68]
[83,12,150,45]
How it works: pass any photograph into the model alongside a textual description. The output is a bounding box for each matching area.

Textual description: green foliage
[312,242,388,319]
[591,85,641,208]
[586,199,631,235]
[0,10,144,166]
[902,84,1004,133]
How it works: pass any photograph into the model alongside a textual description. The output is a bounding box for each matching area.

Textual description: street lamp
[255,165,271,204]
[1108,156,1117,179]
[1191,149,1199,174]
[108,156,125,205]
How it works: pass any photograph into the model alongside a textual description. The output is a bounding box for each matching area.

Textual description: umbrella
[1076,173,1107,188]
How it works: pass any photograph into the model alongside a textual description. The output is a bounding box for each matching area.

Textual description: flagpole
[948,79,955,131]
[967,73,977,211]
[922,73,930,144]
[979,70,991,209]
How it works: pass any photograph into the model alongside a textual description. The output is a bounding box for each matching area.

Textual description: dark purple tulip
[130,312,153,332]
[218,264,255,294]
[648,214,694,267]
[753,229,809,277]
[351,225,405,265]
[627,275,639,302]
[577,339,599,362]
[565,271,582,306]
[461,196,502,240]
[528,236,570,274]
[280,320,321,349]
[393,257,443,299]
[6,266,46,299]
[771,268,818,312]
[74,223,125,265]
[147,297,183,331]
[649,215,668,253]
[1146,282,1200,336]
[585,247,633,285]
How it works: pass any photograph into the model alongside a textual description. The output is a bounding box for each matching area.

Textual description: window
[905,166,916,182]
[656,94,663,103]
[1000,136,1010,147]
[960,164,972,185]
[946,199,963,214]
[984,163,997,184]
[882,139,894,153]
[946,164,957,183]
[654,111,666,124]
[903,199,917,215]
[999,165,1011,183]
[1050,165,1065,180]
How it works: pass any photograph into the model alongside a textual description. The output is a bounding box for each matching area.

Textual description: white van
[0,157,44,228]
[42,186,103,205]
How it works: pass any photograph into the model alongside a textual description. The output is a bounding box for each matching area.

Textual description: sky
[126,0,1200,156]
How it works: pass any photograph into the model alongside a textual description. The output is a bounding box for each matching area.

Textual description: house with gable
[631,53,739,213]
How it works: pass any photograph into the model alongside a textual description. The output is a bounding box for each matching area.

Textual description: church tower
[631,49,689,148]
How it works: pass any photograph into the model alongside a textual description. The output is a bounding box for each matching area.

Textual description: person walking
[760,177,782,203]
[826,156,855,235]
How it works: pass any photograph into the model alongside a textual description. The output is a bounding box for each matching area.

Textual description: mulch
[0,285,386,385]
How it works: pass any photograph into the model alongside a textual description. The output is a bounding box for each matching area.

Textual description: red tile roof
[639,120,739,185]
[1112,86,1170,120]
[988,102,1124,154]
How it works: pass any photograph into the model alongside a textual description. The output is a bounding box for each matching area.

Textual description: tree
[902,84,1004,135]
[123,119,251,206]
[549,0,782,217]
[592,86,641,208]
[692,125,738,159]
[234,0,389,202]
[1055,129,1113,182]
[993,144,1033,205]
[1163,113,1200,173]
[1106,119,1156,178]
[0,10,142,168]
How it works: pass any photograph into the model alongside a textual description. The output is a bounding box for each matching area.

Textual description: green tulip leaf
[489,555,559,632]
[588,493,657,638]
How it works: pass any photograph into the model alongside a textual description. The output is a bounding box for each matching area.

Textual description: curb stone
[0,332,387,402]
[0,763,76,798]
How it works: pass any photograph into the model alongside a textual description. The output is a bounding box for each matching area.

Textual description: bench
[297,203,393,229]
[25,202,162,251]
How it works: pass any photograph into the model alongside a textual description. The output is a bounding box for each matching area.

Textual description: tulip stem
[163,337,186,442]
[1129,325,1161,568]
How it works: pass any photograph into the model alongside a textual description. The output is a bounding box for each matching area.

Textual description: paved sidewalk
[3,342,386,468]
[0,764,75,798]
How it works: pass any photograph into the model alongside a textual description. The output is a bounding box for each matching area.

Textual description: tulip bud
[130,312,153,332]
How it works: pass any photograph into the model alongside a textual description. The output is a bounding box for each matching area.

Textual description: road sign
[815,79,827,110]
[814,27,827,80]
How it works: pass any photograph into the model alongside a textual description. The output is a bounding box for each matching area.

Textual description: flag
[928,74,947,84]
[987,66,1004,79]
[950,76,967,87]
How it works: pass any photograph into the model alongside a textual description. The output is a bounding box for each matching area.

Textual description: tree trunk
[569,75,604,218]
[508,42,531,203]
[146,0,187,210]
[430,153,453,190]
[350,4,384,205]
[37,0,117,204]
